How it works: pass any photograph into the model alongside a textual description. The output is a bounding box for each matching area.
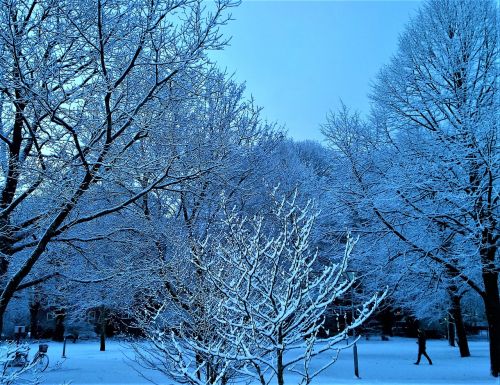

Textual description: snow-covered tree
[133,192,386,385]
[323,0,499,376]
[0,0,237,335]
[371,0,499,376]
[322,104,475,355]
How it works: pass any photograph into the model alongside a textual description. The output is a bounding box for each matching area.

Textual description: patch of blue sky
[211,0,421,142]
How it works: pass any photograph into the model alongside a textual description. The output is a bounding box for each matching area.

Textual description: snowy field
[8,337,497,385]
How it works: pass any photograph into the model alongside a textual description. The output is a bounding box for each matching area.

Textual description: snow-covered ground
[11,337,498,385]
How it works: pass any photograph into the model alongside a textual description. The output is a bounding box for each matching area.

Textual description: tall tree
[371,0,498,375]
[324,0,499,376]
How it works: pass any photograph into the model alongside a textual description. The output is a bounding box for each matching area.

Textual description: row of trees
[0,3,376,385]
[0,0,239,333]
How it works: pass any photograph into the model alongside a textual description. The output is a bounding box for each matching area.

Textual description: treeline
[0,0,498,381]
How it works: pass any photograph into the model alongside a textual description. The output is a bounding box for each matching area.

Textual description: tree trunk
[277,326,284,385]
[277,349,284,385]
[100,308,107,352]
[379,306,394,337]
[29,299,41,339]
[447,310,455,347]
[451,295,470,357]
[100,331,105,351]
[483,269,500,377]
[53,311,65,342]
[0,303,6,338]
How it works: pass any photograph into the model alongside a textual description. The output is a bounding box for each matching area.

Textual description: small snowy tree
[134,192,386,385]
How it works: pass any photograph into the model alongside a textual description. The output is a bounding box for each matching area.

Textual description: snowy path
[20,337,499,385]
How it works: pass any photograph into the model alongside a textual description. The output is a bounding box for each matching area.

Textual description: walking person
[414,328,433,365]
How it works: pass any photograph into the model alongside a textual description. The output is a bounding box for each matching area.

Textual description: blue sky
[212,0,421,142]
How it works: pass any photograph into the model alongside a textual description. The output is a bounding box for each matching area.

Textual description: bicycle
[2,343,49,375]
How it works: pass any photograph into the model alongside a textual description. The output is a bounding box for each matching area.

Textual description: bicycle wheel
[3,357,26,376]
[3,359,12,376]
[33,353,49,372]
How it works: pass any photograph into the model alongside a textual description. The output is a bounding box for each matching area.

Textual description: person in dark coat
[414,328,433,365]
